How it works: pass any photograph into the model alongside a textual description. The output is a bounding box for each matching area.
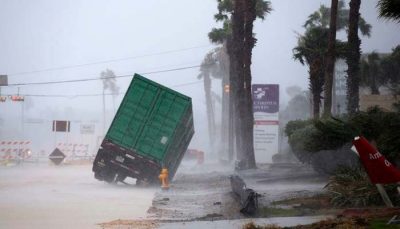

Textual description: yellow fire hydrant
[158,168,169,190]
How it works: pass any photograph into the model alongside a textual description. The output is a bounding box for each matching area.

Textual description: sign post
[252,84,279,163]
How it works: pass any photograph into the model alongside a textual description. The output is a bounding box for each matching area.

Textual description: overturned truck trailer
[93,74,194,184]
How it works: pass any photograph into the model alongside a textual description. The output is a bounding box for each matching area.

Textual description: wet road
[0,164,156,229]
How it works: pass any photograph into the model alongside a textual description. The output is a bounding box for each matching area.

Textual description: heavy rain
[1,0,400,228]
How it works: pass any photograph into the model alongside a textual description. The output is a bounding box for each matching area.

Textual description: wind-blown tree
[346,0,364,115]
[377,0,400,23]
[301,0,371,116]
[233,0,271,169]
[360,52,385,95]
[100,69,119,133]
[293,27,346,118]
[304,0,371,36]
[208,0,271,168]
[198,49,223,150]
[294,28,328,119]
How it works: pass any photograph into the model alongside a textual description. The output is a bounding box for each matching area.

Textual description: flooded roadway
[0,163,156,229]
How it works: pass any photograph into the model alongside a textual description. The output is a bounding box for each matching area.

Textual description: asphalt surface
[0,163,156,229]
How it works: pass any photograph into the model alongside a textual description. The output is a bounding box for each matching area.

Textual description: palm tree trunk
[226,36,235,162]
[232,0,246,168]
[203,72,216,150]
[242,0,257,169]
[220,41,232,161]
[310,59,322,119]
[323,0,338,118]
[346,0,361,114]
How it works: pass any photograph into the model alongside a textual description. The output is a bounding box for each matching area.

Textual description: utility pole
[102,88,106,135]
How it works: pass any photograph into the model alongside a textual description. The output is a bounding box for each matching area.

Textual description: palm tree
[360,52,384,95]
[377,0,400,23]
[231,0,271,169]
[322,0,339,118]
[198,49,224,151]
[209,0,271,168]
[301,0,371,117]
[346,0,362,115]
[304,0,371,36]
[294,27,329,119]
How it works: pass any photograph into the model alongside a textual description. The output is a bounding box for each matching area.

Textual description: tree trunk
[232,0,246,168]
[310,59,322,119]
[220,41,232,162]
[242,0,257,169]
[203,72,216,151]
[346,0,361,114]
[323,0,338,118]
[226,36,235,162]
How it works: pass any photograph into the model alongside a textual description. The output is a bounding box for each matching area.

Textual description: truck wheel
[116,173,127,183]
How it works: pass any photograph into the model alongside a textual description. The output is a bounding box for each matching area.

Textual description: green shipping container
[92,74,194,183]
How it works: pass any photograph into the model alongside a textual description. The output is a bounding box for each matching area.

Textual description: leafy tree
[377,0,400,23]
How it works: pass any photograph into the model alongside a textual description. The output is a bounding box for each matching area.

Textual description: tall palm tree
[294,27,329,118]
[209,0,271,167]
[346,0,362,115]
[301,0,370,117]
[377,0,400,23]
[304,0,371,36]
[231,0,271,169]
[322,0,339,118]
[198,49,225,151]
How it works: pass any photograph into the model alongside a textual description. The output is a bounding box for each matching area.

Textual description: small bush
[286,107,400,170]
[325,166,400,207]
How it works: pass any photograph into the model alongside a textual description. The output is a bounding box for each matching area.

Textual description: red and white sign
[0,140,31,161]
[352,136,400,184]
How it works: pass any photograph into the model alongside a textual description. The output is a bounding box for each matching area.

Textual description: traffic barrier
[56,142,91,160]
[0,140,32,164]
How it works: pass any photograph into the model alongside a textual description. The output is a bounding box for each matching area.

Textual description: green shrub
[284,119,313,137]
[286,107,400,165]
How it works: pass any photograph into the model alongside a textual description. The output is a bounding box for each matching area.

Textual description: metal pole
[103,89,106,135]
[376,184,394,207]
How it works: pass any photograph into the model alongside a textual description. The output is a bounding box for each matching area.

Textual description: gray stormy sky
[0,0,399,150]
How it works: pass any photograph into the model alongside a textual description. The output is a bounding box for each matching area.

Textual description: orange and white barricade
[56,142,90,160]
[0,140,32,165]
